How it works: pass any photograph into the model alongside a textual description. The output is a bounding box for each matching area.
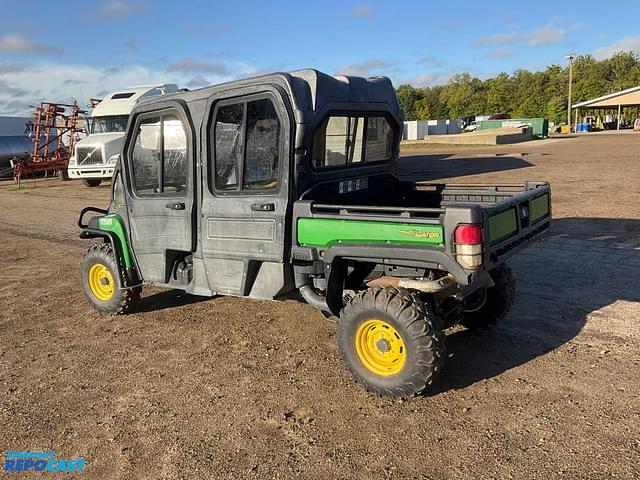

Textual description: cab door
[199,89,291,295]
[123,104,195,284]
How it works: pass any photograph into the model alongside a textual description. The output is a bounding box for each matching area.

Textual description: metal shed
[573,85,640,130]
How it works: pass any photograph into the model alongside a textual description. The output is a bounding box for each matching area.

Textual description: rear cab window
[312,114,394,169]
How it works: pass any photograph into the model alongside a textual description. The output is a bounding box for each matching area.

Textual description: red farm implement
[12,101,85,187]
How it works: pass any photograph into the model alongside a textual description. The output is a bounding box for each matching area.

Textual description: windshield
[90,115,129,134]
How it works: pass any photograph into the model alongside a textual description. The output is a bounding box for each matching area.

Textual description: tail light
[454,224,483,269]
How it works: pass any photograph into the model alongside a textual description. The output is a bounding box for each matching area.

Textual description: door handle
[166,202,186,210]
[251,203,275,212]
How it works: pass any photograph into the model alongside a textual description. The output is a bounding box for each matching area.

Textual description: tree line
[396,52,640,123]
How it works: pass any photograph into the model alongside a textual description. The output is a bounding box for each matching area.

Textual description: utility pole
[565,54,576,127]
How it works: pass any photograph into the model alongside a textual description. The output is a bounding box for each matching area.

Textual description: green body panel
[297,218,444,248]
[488,208,518,245]
[96,214,133,269]
[531,194,550,223]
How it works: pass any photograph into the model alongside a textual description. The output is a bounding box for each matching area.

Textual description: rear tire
[337,287,446,400]
[83,179,102,187]
[461,264,515,329]
[81,243,140,315]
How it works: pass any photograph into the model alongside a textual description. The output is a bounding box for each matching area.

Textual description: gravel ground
[0,133,638,479]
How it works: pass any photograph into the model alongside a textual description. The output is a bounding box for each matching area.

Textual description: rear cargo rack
[415,182,548,206]
[311,203,445,220]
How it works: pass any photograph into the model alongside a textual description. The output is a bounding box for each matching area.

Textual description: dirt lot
[1,133,639,479]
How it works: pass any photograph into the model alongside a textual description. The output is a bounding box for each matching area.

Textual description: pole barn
[573,86,640,131]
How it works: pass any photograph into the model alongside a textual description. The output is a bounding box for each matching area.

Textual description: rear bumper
[311,243,478,286]
[68,166,113,179]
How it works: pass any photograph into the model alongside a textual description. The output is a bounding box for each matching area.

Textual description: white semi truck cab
[68,84,179,187]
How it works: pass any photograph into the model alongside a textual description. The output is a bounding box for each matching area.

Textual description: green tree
[573,54,607,104]
[543,64,568,123]
[485,73,514,115]
[413,86,448,120]
[414,97,430,120]
[603,52,640,92]
[442,73,487,118]
[396,51,640,122]
[396,84,422,120]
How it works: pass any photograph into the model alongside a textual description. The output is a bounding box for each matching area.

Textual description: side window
[130,113,188,195]
[211,96,281,193]
[312,115,393,168]
[244,99,280,190]
[214,104,244,191]
[131,116,161,194]
[163,115,187,192]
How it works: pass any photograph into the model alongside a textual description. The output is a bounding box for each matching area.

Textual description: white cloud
[0,34,62,54]
[593,36,640,60]
[336,60,392,77]
[0,80,28,97]
[527,24,565,45]
[419,56,445,68]
[350,5,373,18]
[569,21,588,32]
[474,33,517,46]
[186,76,210,89]
[0,62,257,115]
[0,62,28,74]
[167,59,230,74]
[404,72,454,87]
[475,23,568,49]
[94,1,143,19]
[3,99,32,112]
[483,47,514,60]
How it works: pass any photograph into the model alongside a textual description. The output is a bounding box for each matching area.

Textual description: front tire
[81,244,140,315]
[83,179,102,187]
[461,264,515,329]
[337,287,446,400]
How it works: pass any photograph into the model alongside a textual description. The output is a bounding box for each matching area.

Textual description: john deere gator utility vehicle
[78,70,551,399]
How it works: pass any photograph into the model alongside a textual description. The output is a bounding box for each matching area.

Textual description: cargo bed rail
[413,181,549,207]
[310,203,444,220]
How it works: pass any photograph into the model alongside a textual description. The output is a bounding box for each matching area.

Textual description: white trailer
[68,84,179,187]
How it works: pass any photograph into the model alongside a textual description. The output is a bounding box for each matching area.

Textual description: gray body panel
[117,70,402,297]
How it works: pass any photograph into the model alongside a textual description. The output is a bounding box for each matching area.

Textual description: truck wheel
[81,244,140,315]
[461,264,515,329]
[83,179,102,187]
[337,287,446,400]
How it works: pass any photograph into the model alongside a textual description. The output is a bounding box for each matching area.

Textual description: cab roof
[91,84,180,117]
[154,69,402,124]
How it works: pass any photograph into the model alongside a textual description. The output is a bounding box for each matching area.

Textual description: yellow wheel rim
[355,319,406,376]
[88,263,115,301]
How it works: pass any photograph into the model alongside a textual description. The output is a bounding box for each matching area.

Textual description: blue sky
[0,0,639,114]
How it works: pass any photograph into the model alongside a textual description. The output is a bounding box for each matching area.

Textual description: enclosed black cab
[108,70,404,299]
